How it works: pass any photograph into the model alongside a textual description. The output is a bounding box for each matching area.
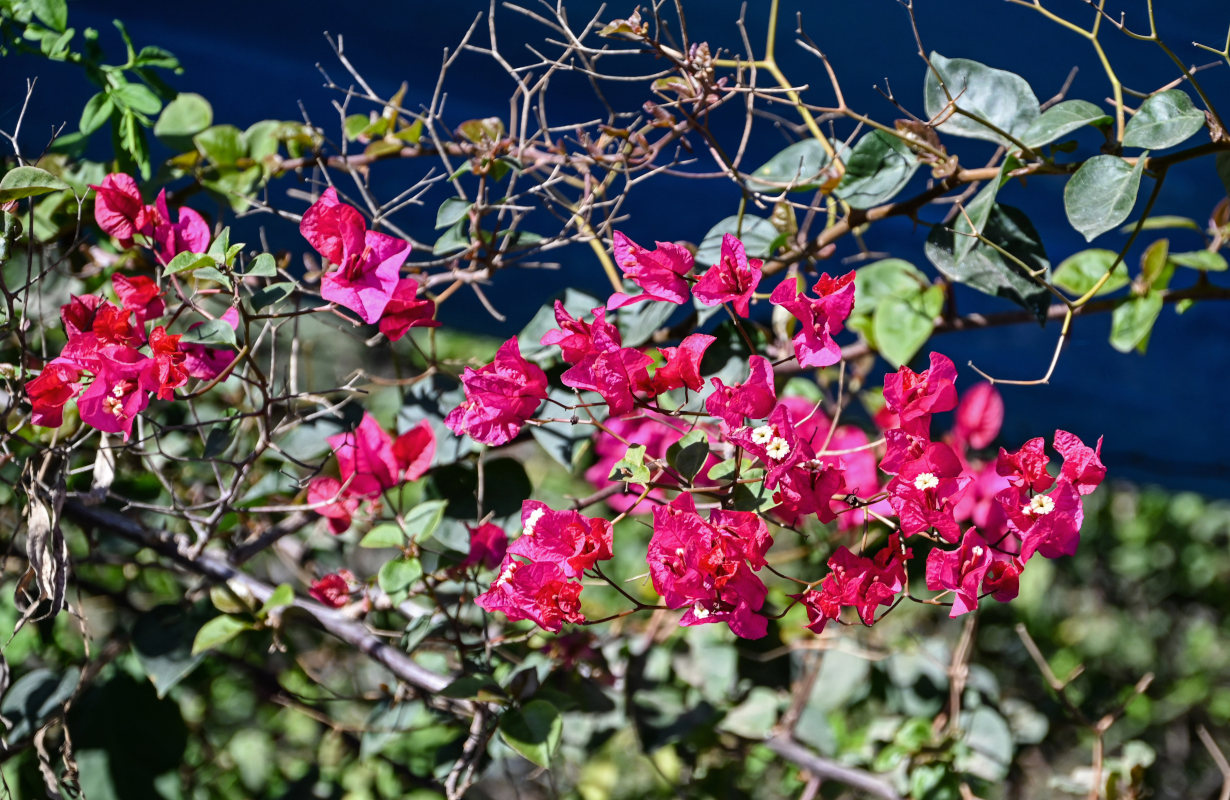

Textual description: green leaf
[440,675,505,702]
[747,139,837,193]
[851,258,930,318]
[207,227,230,261]
[134,45,179,69]
[836,130,919,208]
[923,53,1039,146]
[1169,250,1227,271]
[113,82,162,116]
[1122,89,1206,150]
[616,296,676,348]
[609,444,651,484]
[244,252,277,277]
[718,687,781,739]
[499,700,563,767]
[360,523,407,549]
[79,92,114,136]
[0,668,80,741]
[403,499,448,542]
[194,124,246,166]
[873,294,935,368]
[29,0,67,31]
[257,584,294,617]
[666,429,710,483]
[163,251,215,276]
[435,197,471,229]
[131,605,206,698]
[182,318,237,348]
[1052,249,1130,297]
[1063,154,1148,241]
[1109,293,1163,353]
[1118,215,1201,233]
[0,166,71,202]
[378,558,423,594]
[1020,100,1110,148]
[432,220,468,255]
[155,93,213,150]
[249,281,295,311]
[695,215,776,266]
[456,117,504,143]
[953,167,1002,262]
[1217,152,1230,198]
[191,615,251,655]
[194,267,233,289]
[1141,239,1170,289]
[924,204,1051,321]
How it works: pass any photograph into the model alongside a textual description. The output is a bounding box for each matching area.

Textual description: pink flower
[646,495,769,638]
[75,348,150,440]
[90,174,152,247]
[300,187,410,324]
[996,437,1054,493]
[150,189,210,264]
[310,570,355,608]
[651,333,715,394]
[460,522,508,570]
[953,382,1004,450]
[800,534,910,633]
[378,279,439,341]
[1054,430,1106,495]
[925,528,994,617]
[540,303,621,365]
[506,500,614,579]
[772,463,844,525]
[692,234,762,317]
[112,274,165,324]
[328,412,402,499]
[139,326,189,400]
[475,558,586,633]
[307,476,360,534]
[1000,479,1084,561]
[768,272,855,368]
[445,338,549,446]
[392,420,436,482]
[705,355,776,429]
[606,231,693,309]
[60,294,106,339]
[882,352,959,438]
[727,403,811,491]
[25,362,82,428]
[886,441,971,542]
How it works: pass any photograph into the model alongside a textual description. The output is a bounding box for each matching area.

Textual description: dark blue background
[6,1,1229,493]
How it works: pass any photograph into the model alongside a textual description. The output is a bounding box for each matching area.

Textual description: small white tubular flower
[766,437,791,461]
[914,472,940,491]
[524,507,546,536]
[751,425,774,445]
[971,545,985,557]
[1025,494,1055,516]
[691,602,712,620]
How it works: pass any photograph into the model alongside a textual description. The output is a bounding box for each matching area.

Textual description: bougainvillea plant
[3,0,1229,797]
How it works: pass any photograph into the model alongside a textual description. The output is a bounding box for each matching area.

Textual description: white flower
[751,425,774,445]
[914,472,939,491]
[766,437,791,461]
[524,506,546,536]
[971,545,985,557]
[691,602,712,619]
[1025,494,1055,516]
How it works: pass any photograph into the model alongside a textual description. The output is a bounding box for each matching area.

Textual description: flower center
[751,425,774,445]
[1025,494,1055,516]
[765,437,791,461]
[914,472,939,491]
